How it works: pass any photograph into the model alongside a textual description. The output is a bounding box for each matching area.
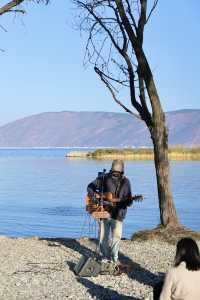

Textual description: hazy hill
[0,110,199,147]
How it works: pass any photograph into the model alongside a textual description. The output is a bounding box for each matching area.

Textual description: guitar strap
[115,175,125,198]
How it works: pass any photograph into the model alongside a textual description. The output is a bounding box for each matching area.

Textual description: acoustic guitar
[86,192,143,219]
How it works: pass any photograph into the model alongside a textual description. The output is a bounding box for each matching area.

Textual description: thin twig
[146,0,159,24]
[0,0,24,16]
[94,66,142,120]
[0,24,8,32]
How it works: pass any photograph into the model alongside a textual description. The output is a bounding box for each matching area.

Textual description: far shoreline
[66,146,200,160]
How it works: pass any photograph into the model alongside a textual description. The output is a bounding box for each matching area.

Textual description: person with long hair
[160,237,200,300]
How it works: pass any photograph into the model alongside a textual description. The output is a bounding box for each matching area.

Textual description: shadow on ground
[40,237,163,299]
[77,277,141,300]
[40,238,161,285]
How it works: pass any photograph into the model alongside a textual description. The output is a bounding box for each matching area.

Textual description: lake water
[0,148,199,239]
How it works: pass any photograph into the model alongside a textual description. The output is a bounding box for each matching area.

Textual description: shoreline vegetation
[66,146,200,160]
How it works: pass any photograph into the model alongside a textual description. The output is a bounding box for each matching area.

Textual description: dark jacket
[87,172,132,221]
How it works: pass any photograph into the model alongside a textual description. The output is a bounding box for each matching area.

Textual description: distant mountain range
[0,110,199,147]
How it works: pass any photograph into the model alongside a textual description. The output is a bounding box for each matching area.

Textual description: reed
[86,146,200,160]
[66,146,200,160]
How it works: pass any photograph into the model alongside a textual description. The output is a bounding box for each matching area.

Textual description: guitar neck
[104,194,143,203]
[132,195,143,202]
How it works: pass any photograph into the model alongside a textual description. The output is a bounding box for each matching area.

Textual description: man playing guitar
[87,159,133,264]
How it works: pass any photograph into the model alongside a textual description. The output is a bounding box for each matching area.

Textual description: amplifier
[74,255,101,277]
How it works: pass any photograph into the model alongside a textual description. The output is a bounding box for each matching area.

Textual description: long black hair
[174,237,200,271]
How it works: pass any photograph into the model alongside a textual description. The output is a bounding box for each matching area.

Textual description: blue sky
[0,0,199,125]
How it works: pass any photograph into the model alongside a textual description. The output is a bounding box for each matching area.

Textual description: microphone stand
[98,168,106,258]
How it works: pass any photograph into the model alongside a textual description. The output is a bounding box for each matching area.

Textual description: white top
[160,261,200,300]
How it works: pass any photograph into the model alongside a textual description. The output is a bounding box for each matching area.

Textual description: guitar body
[85,193,111,219]
[85,194,99,213]
[85,192,143,219]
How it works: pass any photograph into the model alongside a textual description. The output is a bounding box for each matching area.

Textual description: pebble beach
[0,236,194,300]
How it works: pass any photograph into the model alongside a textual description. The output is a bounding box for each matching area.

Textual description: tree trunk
[135,49,180,228]
[151,113,180,227]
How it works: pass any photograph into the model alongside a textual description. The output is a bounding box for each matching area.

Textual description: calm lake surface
[0,148,199,238]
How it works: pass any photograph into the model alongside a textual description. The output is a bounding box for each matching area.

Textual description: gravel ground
[0,236,198,300]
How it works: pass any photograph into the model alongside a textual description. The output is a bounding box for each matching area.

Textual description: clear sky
[0,0,199,125]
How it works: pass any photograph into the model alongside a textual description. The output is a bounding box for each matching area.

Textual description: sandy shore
[0,236,198,300]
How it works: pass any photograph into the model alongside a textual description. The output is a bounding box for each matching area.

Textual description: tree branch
[94,66,142,120]
[107,1,128,52]
[124,0,137,31]
[0,0,49,16]
[0,24,8,32]
[0,0,25,16]
[146,0,159,24]
[76,1,124,55]
[123,52,143,114]
[115,0,138,48]
[138,73,152,127]
[96,67,129,86]
[137,0,147,45]
[5,9,26,14]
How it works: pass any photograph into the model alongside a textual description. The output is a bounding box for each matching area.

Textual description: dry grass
[86,146,200,160]
[66,146,200,160]
[132,225,200,245]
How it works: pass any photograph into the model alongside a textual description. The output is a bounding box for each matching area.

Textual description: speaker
[74,255,101,277]
[100,260,120,275]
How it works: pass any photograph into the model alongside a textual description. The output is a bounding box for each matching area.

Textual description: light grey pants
[98,218,123,262]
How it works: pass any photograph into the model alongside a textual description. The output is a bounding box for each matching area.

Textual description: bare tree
[73,0,180,228]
